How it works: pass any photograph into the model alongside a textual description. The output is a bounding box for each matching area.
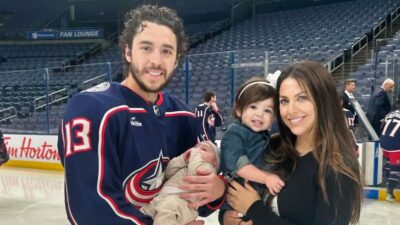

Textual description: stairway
[331,17,400,82]
[331,41,374,82]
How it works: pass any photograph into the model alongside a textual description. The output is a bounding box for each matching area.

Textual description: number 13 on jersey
[63,118,93,157]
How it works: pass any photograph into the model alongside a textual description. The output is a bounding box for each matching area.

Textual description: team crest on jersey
[123,152,170,206]
[207,114,216,127]
[83,82,110,93]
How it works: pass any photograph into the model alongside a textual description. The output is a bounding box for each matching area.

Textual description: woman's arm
[228,173,356,225]
[228,180,295,225]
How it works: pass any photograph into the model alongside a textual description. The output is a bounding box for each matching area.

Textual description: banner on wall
[26,28,103,40]
[3,134,63,170]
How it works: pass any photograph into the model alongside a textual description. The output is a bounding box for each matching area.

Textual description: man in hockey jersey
[194,91,223,143]
[343,107,356,130]
[380,108,400,202]
[341,79,358,126]
[58,5,226,224]
[342,107,359,155]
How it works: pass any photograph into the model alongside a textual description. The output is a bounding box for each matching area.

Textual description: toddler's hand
[264,173,285,195]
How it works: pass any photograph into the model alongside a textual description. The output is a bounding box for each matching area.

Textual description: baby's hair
[233,76,275,119]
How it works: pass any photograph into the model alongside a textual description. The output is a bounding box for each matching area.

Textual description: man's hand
[179,168,225,209]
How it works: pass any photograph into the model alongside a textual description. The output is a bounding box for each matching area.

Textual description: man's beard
[129,63,174,93]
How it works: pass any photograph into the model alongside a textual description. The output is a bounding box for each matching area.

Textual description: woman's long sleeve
[245,172,354,225]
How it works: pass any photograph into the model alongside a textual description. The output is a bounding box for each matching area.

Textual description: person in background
[194,91,223,143]
[341,100,359,155]
[341,78,358,126]
[222,60,363,225]
[57,5,225,225]
[367,78,395,135]
[0,129,9,166]
[380,107,400,202]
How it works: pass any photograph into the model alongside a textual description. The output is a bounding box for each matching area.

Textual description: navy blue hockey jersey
[343,108,356,130]
[380,110,400,151]
[194,103,223,143]
[58,82,216,224]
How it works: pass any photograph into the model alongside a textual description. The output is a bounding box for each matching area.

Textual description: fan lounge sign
[27,29,103,40]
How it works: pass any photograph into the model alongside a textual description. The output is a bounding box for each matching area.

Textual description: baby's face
[192,142,217,166]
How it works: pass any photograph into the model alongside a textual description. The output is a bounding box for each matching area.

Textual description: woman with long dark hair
[221,60,363,225]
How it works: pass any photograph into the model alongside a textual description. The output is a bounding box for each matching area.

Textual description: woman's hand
[227,180,261,214]
[223,210,253,225]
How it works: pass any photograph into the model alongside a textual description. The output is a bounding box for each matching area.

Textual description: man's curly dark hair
[119,5,189,76]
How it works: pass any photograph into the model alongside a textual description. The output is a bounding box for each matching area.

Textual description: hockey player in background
[194,91,223,143]
[380,108,400,202]
[341,100,359,156]
[57,5,226,224]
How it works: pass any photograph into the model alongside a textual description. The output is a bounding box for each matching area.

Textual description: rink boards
[364,187,400,202]
[2,134,63,171]
[1,134,399,202]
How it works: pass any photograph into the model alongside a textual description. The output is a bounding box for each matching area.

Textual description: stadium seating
[346,29,400,108]
[175,0,400,118]
[1,0,400,133]
[0,0,68,40]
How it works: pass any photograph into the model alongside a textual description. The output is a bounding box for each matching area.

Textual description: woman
[221,60,363,225]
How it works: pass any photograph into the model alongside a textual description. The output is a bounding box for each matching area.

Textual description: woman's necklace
[298,149,313,156]
[295,143,314,156]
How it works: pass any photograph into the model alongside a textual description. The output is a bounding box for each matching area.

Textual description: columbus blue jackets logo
[123,152,170,207]
[207,114,216,127]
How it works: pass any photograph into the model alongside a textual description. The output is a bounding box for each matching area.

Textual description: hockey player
[343,108,356,130]
[381,108,400,202]
[340,79,358,126]
[340,99,359,155]
[57,5,225,224]
[194,91,223,143]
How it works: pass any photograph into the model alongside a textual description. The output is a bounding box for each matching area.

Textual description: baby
[140,141,220,225]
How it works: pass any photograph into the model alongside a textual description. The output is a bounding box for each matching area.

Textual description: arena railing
[350,35,369,72]
[0,107,17,123]
[33,88,69,111]
[0,49,343,134]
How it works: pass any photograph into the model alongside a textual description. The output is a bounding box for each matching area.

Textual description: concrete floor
[0,167,398,225]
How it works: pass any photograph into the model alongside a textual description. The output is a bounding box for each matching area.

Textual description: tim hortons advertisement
[3,134,62,170]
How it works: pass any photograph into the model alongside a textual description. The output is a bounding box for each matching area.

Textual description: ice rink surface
[0,167,398,225]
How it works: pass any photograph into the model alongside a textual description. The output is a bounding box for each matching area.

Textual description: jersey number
[382,118,400,137]
[347,117,355,127]
[65,118,92,156]
[196,110,204,118]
